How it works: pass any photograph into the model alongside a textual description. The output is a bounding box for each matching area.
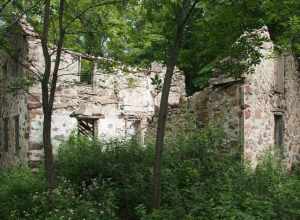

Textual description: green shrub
[16,180,118,220]
[0,167,118,220]
[140,151,300,220]
[0,167,45,219]
[57,136,154,219]
[1,126,300,220]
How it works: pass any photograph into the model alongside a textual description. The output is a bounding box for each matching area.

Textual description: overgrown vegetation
[1,1,300,219]
[1,127,300,219]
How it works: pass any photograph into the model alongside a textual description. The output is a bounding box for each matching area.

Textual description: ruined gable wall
[189,29,300,168]
[283,55,300,168]
[191,30,300,167]
[25,23,82,161]
[244,45,300,168]
[242,39,276,167]
[26,34,185,164]
[0,29,29,168]
[28,46,82,164]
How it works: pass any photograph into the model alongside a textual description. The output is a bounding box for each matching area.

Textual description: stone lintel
[119,112,140,120]
[70,113,104,119]
[210,77,244,87]
[272,109,285,115]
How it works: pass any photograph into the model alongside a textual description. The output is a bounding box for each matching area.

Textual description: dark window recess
[2,61,7,79]
[80,59,93,84]
[274,114,284,157]
[14,115,20,154]
[14,57,19,77]
[4,118,9,152]
[0,120,2,147]
[78,118,96,138]
[12,52,20,78]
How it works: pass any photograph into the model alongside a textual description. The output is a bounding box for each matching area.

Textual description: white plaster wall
[51,110,77,149]
[27,34,80,83]
[26,28,186,163]
[98,114,125,139]
[120,87,154,113]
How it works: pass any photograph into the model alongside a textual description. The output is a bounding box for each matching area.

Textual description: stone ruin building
[0,20,185,168]
[0,21,29,167]
[1,22,300,170]
[192,29,300,168]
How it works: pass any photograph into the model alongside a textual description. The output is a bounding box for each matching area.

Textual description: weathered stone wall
[25,30,186,164]
[242,38,276,167]
[192,77,243,152]
[209,79,243,149]
[192,30,300,168]
[27,50,81,164]
[243,42,300,168]
[0,28,29,168]
[283,55,300,168]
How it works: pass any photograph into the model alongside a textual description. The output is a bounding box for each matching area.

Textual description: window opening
[14,115,20,154]
[274,114,284,158]
[77,118,97,138]
[4,117,9,152]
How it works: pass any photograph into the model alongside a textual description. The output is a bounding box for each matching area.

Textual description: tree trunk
[43,108,55,189]
[152,27,184,210]
[152,0,198,210]
[40,0,65,190]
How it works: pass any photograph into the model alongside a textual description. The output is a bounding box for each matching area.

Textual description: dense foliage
[1,127,300,219]
[0,167,117,220]
[1,0,300,94]
[1,0,300,219]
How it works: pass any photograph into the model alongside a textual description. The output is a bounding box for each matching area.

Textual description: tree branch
[41,0,51,111]
[63,0,123,31]
[0,0,12,14]
[49,0,65,110]
[180,0,200,30]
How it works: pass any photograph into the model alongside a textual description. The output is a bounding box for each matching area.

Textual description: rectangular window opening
[1,61,7,79]
[0,119,2,147]
[14,115,20,154]
[77,118,97,138]
[4,117,9,152]
[274,114,284,158]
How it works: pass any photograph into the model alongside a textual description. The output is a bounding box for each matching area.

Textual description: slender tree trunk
[152,0,198,210]
[42,108,55,189]
[152,26,184,210]
[40,0,65,190]
[40,0,53,190]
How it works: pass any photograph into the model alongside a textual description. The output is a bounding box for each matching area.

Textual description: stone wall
[283,55,300,169]
[24,27,186,164]
[243,43,300,168]
[192,77,243,153]
[0,27,29,168]
[191,30,300,168]
[242,38,277,167]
